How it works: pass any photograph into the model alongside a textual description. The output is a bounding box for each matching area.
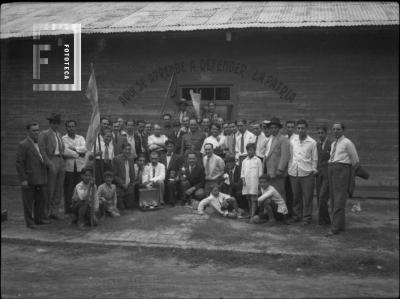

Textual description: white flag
[190,89,201,118]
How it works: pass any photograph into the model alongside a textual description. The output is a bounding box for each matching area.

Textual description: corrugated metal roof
[1,2,399,39]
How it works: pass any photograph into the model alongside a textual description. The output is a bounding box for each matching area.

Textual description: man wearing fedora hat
[263,117,290,204]
[38,113,66,220]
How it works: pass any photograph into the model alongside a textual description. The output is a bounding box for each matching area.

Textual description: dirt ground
[1,185,399,298]
[1,242,399,299]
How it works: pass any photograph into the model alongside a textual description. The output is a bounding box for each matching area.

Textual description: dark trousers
[116,183,136,210]
[46,156,65,217]
[284,176,294,217]
[221,183,246,210]
[71,200,89,224]
[290,174,315,223]
[270,177,286,202]
[64,168,81,214]
[180,180,205,203]
[165,180,178,204]
[328,163,350,232]
[21,185,46,226]
[316,168,331,225]
[94,159,112,187]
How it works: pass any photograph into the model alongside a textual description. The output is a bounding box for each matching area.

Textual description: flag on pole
[160,72,177,114]
[85,64,100,154]
[190,89,201,119]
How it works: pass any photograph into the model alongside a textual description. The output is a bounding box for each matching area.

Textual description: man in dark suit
[112,143,136,210]
[16,123,50,228]
[179,151,205,205]
[38,113,65,220]
[221,155,244,207]
[316,125,332,225]
[161,140,184,205]
[167,120,186,155]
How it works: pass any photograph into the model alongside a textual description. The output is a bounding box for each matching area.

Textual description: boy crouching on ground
[71,167,100,229]
[97,171,120,218]
[251,175,289,225]
[197,185,244,218]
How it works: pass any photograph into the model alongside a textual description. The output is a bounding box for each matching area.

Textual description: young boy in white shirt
[198,185,240,218]
[252,175,290,225]
[71,167,100,229]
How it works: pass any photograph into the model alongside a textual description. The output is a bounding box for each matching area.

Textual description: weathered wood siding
[1,28,398,194]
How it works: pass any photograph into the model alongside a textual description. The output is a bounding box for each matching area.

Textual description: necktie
[205,156,211,177]
[189,166,192,174]
[329,138,339,162]
[152,166,156,178]
[166,154,171,168]
[240,134,244,153]
[104,144,110,163]
[55,132,62,154]
[125,160,130,185]
[229,168,233,184]
[232,134,236,153]
[265,137,273,157]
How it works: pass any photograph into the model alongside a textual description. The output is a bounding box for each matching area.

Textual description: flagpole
[90,138,96,227]
[89,62,96,228]
[160,72,175,115]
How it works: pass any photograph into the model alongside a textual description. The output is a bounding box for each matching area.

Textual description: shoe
[287,218,297,224]
[302,221,311,226]
[50,214,61,220]
[35,219,51,225]
[77,223,87,230]
[26,223,36,229]
[325,230,339,237]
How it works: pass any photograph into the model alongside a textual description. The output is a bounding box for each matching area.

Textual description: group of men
[16,102,361,235]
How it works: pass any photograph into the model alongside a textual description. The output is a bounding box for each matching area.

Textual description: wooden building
[1,2,399,197]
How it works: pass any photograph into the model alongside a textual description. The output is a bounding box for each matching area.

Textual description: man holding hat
[38,113,66,220]
[263,117,290,204]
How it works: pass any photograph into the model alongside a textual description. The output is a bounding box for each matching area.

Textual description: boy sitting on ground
[197,185,243,218]
[97,171,120,218]
[250,175,289,225]
[71,167,100,229]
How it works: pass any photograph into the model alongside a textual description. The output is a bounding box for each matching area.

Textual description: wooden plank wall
[1,28,398,194]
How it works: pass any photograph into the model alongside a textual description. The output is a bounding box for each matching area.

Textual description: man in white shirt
[326,122,360,236]
[200,123,227,157]
[62,120,87,215]
[288,120,318,225]
[203,143,225,195]
[148,124,168,155]
[252,123,268,160]
[198,184,239,217]
[142,151,166,205]
[94,130,114,186]
[235,119,256,163]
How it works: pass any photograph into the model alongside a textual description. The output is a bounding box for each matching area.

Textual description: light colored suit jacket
[264,133,290,178]
[38,128,65,165]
